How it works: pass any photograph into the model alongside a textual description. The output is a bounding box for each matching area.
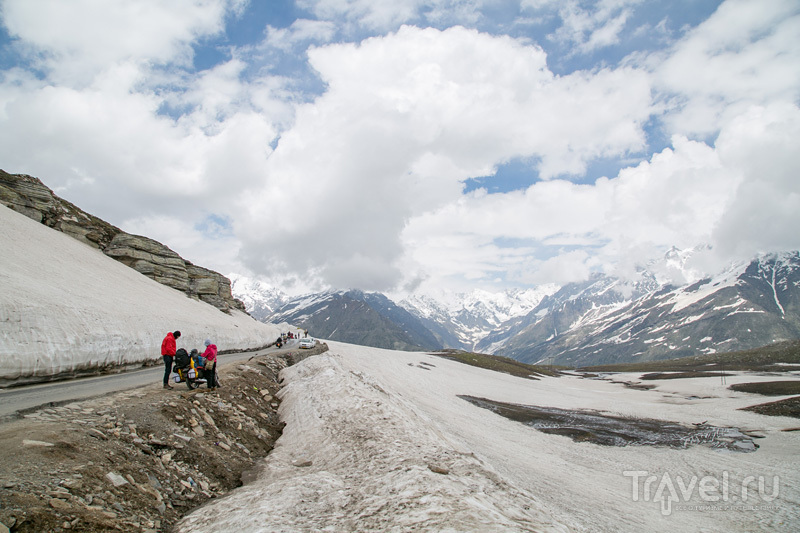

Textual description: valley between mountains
[235,250,800,367]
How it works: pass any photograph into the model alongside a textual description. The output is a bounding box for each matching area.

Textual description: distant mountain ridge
[233,251,800,364]
[399,287,558,350]
[229,274,289,321]
[482,252,800,366]
[266,289,442,351]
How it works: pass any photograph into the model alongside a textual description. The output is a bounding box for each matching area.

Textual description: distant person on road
[202,339,219,390]
[161,330,181,389]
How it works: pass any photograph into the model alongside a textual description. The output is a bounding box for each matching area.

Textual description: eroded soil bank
[0,345,326,533]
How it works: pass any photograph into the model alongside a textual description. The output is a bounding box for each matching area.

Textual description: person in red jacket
[202,339,219,390]
[161,330,181,389]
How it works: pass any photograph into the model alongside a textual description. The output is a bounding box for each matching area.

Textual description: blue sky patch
[195,214,234,240]
[464,157,541,194]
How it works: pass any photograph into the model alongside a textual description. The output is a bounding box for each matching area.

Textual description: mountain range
[233,250,800,366]
[9,168,793,369]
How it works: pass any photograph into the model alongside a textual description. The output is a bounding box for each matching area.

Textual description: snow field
[179,342,799,531]
[177,350,572,532]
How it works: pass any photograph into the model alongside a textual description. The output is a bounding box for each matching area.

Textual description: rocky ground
[0,344,327,533]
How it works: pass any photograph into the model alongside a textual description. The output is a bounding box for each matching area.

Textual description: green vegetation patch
[579,340,800,374]
[431,350,560,379]
[741,396,800,419]
[730,381,800,396]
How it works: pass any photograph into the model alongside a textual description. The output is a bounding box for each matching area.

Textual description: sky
[0,0,798,297]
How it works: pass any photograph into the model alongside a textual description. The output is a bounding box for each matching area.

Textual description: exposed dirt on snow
[0,345,326,533]
[742,395,800,419]
[460,395,761,451]
[730,381,800,396]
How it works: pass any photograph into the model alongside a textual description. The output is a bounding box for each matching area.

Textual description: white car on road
[298,337,315,349]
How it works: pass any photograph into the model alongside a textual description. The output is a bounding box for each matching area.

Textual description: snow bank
[0,205,280,385]
[178,342,799,532]
[177,351,574,532]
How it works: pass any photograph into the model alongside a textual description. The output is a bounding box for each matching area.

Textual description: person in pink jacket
[202,339,219,389]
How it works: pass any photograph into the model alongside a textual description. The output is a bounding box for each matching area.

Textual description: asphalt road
[0,341,298,419]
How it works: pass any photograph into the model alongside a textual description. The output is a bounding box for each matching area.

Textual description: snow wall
[0,205,281,386]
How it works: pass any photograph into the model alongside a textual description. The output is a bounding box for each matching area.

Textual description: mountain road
[0,341,301,420]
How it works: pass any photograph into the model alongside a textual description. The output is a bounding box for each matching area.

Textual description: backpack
[175,348,190,368]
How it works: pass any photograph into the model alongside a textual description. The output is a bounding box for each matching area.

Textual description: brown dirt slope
[741,396,800,419]
[0,345,327,533]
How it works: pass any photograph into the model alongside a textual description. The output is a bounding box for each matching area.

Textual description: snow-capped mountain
[229,274,290,321]
[400,287,559,350]
[647,244,712,287]
[266,289,443,351]
[482,252,800,366]
[230,251,800,365]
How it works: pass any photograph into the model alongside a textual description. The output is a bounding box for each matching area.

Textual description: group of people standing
[274,329,309,348]
[280,330,309,341]
[160,330,220,390]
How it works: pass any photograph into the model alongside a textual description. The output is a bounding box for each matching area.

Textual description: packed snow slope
[0,204,281,386]
[178,341,799,532]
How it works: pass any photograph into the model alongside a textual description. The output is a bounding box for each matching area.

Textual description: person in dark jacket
[161,330,181,389]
